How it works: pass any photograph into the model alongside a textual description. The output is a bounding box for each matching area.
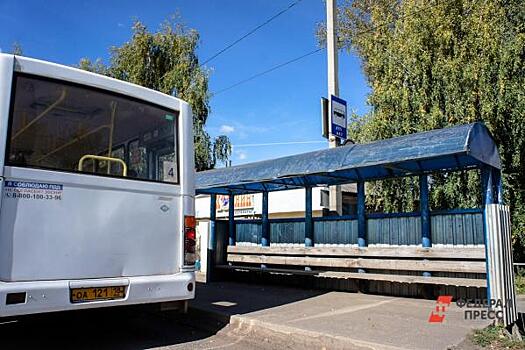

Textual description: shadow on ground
[0,282,329,349]
[0,304,220,350]
[192,281,327,318]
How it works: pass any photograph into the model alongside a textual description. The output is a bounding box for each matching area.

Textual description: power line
[211,0,442,97]
[201,0,304,66]
[212,47,324,96]
[233,140,326,148]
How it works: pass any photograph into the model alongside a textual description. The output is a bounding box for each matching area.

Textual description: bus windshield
[7,74,178,184]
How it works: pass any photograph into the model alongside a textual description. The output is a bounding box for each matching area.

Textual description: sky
[0,0,370,165]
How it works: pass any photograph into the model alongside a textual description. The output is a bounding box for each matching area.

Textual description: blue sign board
[330,95,347,140]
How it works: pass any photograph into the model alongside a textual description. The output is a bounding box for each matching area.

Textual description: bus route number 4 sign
[330,95,347,141]
[163,161,177,183]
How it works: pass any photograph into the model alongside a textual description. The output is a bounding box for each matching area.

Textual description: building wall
[195,188,325,220]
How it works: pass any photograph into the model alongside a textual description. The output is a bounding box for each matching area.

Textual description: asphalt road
[0,305,272,350]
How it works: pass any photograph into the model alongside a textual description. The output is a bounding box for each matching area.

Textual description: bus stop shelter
[196,122,517,326]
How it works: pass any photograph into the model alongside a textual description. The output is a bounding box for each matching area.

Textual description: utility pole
[327,0,339,103]
[327,0,343,215]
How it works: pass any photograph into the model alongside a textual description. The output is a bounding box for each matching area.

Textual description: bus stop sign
[330,95,347,141]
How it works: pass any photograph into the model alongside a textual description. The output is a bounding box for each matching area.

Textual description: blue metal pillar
[261,191,270,247]
[420,175,431,248]
[206,194,217,282]
[209,194,217,250]
[305,186,313,247]
[357,181,367,248]
[228,193,236,246]
[481,166,495,302]
[482,167,495,205]
[419,175,431,278]
[493,169,504,205]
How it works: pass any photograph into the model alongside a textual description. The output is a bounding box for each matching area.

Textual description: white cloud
[236,150,247,160]
[231,122,269,140]
[219,124,235,134]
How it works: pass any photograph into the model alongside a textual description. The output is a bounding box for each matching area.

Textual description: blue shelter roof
[196,123,501,195]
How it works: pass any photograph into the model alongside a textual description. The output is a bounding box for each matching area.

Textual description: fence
[235,209,483,247]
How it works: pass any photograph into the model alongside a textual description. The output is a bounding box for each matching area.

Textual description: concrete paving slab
[191,282,490,350]
[517,294,525,313]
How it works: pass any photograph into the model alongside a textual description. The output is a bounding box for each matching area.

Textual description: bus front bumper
[0,272,195,317]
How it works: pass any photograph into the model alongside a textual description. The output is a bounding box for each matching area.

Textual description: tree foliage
[11,42,23,55]
[335,0,525,256]
[79,18,231,170]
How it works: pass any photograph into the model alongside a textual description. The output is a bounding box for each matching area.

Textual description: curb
[226,314,405,350]
[185,305,404,349]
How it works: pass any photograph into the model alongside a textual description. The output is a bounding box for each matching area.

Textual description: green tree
[333,0,525,257]
[79,19,231,170]
[5,42,23,55]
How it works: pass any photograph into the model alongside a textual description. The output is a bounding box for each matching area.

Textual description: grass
[516,270,525,295]
[471,325,525,349]
[468,269,525,349]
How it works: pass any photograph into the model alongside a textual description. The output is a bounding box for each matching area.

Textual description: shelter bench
[218,245,487,288]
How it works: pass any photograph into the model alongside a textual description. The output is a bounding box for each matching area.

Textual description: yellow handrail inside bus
[106,101,118,174]
[11,89,67,141]
[78,155,127,177]
[36,124,110,163]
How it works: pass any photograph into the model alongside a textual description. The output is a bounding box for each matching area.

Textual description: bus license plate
[70,286,126,303]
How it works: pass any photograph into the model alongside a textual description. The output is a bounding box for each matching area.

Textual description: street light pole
[327,0,342,215]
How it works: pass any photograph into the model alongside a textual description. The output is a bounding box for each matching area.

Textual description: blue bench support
[261,191,270,247]
[305,187,313,247]
[206,194,217,282]
[228,193,236,246]
[357,181,367,248]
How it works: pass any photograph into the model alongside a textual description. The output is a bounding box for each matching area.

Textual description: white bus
[0,54,196,317]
